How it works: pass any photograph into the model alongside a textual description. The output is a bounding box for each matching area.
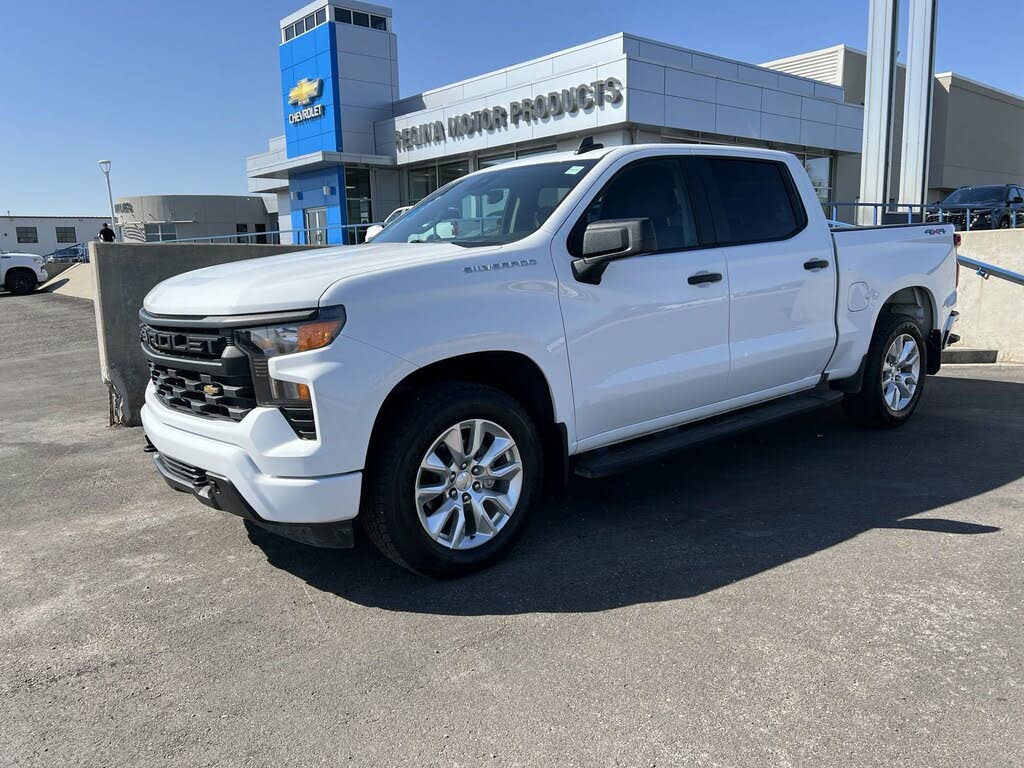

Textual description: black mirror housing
[572,218,658,284]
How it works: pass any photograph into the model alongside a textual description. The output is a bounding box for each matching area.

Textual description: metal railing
[957,254,1024,287]
[826,201,1023,229]
[173,222,382,246]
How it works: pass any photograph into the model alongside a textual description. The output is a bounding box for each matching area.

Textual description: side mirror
[572,218,658,285]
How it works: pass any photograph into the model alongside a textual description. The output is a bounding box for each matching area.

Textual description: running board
[572,387,844,479]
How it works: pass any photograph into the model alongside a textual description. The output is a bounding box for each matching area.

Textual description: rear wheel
[843,313,927,428]
[362,382,543,577]
[5,269,37,295]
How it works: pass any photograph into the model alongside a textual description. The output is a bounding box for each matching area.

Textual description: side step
[573,387,844,479]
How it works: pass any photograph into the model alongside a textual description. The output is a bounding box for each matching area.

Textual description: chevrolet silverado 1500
[141,143,959,576]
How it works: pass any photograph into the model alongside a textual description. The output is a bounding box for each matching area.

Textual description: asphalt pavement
[2,291,1022,767]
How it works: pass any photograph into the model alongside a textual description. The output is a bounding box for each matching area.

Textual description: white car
[364,205,412,241]
[140,143,959,577]
[1,251,48,294]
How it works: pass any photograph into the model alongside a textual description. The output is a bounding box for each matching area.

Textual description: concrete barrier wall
[40,261,75,283]
[955,231,1024,362]
[91,241,326,427]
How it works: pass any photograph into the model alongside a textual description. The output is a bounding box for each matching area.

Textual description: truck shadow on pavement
[247,375,1017,615]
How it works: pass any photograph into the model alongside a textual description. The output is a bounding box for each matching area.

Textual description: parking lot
[2,291,1022,767]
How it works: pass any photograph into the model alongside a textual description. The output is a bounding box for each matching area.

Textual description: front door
[304,207,328,245]
[552,155,731,450]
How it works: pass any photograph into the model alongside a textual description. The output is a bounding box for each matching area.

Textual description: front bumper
[142,397,363,527]
[151,448,354,547]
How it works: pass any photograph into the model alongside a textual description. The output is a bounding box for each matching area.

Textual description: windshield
[373,159,599,246]
[942,186,1005,205]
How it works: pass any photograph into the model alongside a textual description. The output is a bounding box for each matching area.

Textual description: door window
[573,157,699,253]
[704,158,806,245]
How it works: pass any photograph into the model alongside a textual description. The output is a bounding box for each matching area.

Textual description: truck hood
[144,242,497,316]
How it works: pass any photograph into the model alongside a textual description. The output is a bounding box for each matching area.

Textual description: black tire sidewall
[7,271,36,295]
[370,385,543,577]
[867,315,928,426]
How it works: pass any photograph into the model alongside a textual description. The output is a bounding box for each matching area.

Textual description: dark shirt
[99,226,115,242]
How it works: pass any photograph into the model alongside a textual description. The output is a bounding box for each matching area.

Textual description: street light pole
[98,160,118,241]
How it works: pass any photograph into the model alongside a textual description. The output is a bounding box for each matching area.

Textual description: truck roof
[479,142,798,173]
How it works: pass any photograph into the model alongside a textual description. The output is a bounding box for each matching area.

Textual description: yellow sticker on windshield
[565,165,585,175]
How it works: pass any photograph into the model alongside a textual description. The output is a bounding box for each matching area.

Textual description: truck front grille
[149,363,258,422]
[141,315,318,439]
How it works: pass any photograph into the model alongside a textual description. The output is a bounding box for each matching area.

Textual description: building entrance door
[304,207,328,244]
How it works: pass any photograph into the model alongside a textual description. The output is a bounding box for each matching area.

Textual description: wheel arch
[366,350,568,489]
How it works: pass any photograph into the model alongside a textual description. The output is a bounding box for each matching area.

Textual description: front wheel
[5,270,38,295]
[362,382,543,577]
[843,313,927,428]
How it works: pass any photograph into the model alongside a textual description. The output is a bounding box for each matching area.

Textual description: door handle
[804,259,830,271]
[687,272,723,285]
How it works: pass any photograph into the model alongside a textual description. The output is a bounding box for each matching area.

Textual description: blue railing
[173,222,382,246]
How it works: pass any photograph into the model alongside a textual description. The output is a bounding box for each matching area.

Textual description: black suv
[926,184,1024,230]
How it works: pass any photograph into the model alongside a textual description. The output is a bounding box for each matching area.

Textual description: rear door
[695,155,837,399]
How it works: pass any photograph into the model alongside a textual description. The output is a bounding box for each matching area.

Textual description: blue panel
[280,23,343,159]
[289,32,317,66]
[297,136,323,155]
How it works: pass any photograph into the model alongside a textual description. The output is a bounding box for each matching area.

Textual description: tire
[998,216,1011,229]
[5,269,37,295]
[361,382,544,577]
[843,313,927,428]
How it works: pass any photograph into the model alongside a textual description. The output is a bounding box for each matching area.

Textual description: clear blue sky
[2,0,1019,215]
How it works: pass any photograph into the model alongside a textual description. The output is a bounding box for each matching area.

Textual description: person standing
[98,223,116,242]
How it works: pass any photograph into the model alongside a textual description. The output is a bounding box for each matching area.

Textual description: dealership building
[246,0,1024,242]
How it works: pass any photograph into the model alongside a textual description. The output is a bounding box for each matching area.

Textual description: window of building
[255,223,268,244]
[236,224,249,244]
[345,167,373,242]
[55,226,77,243]
[478,152,516,169]
[706,158,805,245]
[438,160,470,187]
[576,158,698,254]
[515,145,558,159]
[282,7,329,42]
[144,223,177,242]
[16,227,38,243]
[408,165,439,203]
[803,155,832,204]
[332,8,387,31]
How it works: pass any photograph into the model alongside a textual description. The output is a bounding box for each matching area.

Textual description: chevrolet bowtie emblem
[203,384,222,397]
[288,77,323,106]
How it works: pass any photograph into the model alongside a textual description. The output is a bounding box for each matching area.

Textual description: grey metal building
[114,195,278,244]
[763,44,1024,204]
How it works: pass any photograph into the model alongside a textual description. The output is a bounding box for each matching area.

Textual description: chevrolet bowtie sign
[288,77,325,124]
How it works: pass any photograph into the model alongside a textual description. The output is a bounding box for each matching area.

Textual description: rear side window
[575,157,699,253]
[706,158,805,245]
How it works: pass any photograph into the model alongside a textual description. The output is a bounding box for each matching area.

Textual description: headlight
[236,306,346,404]
[236,305,346,357]
[33,257,44,264]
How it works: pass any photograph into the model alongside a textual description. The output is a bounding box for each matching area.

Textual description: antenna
[575,136,604,155]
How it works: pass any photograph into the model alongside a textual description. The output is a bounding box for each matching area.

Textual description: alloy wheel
[881,334,921,411]
[414,419,523,550]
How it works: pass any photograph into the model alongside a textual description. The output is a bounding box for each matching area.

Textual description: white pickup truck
[141,143,959,577]
[1,251,48,294]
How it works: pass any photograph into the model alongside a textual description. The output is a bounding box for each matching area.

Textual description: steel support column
[858,0,901,225]
[898,0,939,208]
